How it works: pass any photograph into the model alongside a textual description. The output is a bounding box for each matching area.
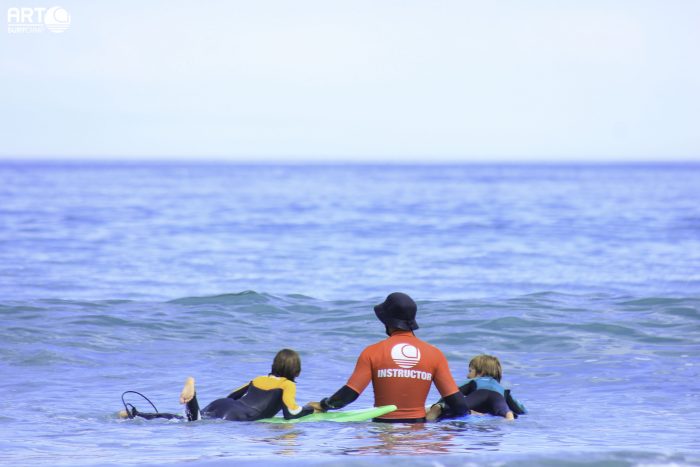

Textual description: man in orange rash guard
[310,292,468,423]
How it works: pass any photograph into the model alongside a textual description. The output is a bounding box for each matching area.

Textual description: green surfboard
[258,405,397,424]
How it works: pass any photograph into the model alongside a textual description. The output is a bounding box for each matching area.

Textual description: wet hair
[270,349,302,382]
[469,354,503,382]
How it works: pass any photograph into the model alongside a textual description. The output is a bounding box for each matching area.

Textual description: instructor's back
[312,292,467,422]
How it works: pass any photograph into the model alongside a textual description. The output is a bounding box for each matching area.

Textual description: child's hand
[307,401,325,413]
[426,404,442,421]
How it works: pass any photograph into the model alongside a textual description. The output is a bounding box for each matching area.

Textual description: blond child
[426,354,526,421]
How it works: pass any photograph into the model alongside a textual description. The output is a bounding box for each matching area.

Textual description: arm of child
[505,389,527,415]
[226,382,251,400]
[281,380,314,419]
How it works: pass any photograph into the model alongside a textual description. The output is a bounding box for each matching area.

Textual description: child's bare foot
[180,377,195,404]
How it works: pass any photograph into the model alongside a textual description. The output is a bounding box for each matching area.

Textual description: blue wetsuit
[434,376,527,419]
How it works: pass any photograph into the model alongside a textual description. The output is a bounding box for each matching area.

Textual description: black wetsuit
[434,377,527,419]
[130,375,313,422]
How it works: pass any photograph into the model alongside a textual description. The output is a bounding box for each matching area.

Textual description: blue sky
[1,0,699,162]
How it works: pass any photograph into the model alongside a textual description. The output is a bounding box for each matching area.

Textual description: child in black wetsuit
[122,349,315,422]
[426,354,527,421]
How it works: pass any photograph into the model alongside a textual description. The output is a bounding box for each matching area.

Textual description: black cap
[374,292,419,331]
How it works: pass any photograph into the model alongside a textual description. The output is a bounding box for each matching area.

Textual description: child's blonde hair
[469,354,503,382]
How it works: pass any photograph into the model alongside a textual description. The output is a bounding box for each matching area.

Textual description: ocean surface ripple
[1,163,699,466]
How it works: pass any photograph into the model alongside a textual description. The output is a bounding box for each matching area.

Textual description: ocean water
[0,162,699,466]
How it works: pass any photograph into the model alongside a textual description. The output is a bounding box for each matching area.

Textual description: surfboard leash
[121,390,160,418]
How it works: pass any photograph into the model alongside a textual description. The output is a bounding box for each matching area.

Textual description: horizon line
[1,156,699,166]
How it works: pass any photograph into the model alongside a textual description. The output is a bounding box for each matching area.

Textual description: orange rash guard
[345,330,459,419]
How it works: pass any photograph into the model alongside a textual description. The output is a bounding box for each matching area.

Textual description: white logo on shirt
[390,343,421,369]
